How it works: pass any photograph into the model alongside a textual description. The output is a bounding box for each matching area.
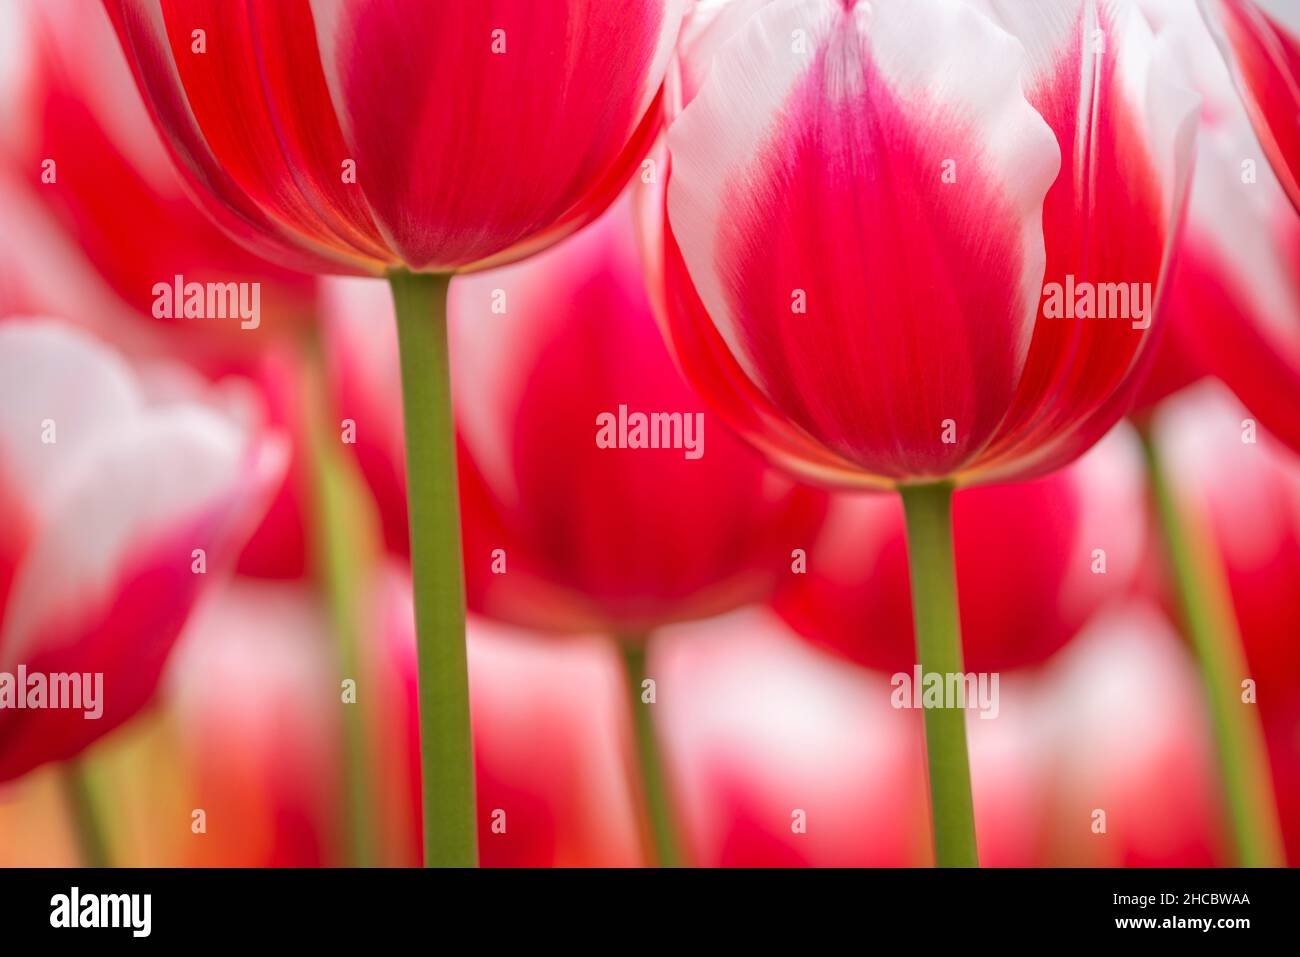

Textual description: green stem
[60,758,110,868]
[303,335,378,867]
[390,270,477,868]
[899,482,979,868]
[618,638,684,867]
[1139,427,1284,867]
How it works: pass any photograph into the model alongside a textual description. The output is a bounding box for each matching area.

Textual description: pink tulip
[0,0,327,579]
[0,0,315,353]
[104,0,688,275]
[656,605,1222,866]
[0,320,285,781]
[1201,0,1300,213]
[452,202,825,634]
[651,0,1197,488]
[1132,0,1300,453]
[1028,604,1223,866]
[163,579,342,866]
[325,201,826,635]
[774,428,1147,673]
[655,610,929,866]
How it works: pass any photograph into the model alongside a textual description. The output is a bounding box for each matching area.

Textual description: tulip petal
[0,365,285,780]
[104,0,389,272]
[1202,0,1300,212]
[973,1,1199,476]
[667,0,1059,481]
[0,321,142,511]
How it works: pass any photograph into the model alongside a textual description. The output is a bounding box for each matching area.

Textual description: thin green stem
[618,638,684,867]
[390,270,477,868]
[899,482,979,868]
[1139,427,1284,867]
[303,335,378,867]
[60,757,110,868]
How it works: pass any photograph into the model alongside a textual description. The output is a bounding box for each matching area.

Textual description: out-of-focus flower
[1154,384,1300,719]
[0,1,327,579]
[656,605,1222,866]
[1154,382,1300,860]
[325,201,825,635]
[0,0,314,357]
[650,0,1197,489]
[774,427,1147,673]
[656,609,928,866]
[376,570,644,867]
[1133,0,1300,451]
[1200,0,1300,212]
[163,579,342,866]
[104,0,687,276]
[1027,604,1224,866]
[0,320,285,782]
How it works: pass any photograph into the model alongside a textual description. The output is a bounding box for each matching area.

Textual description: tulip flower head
[452,202,825,636]
[105,0,689,276]
[1200,0,1300,214]
[0,320,285,781]
[324,201,825,636]
[1132,0,1300,453]
[653,0,1198,489]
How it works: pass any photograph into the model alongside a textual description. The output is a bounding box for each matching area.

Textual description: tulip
[775,428,1146,674]
[0,0,324,579]
[655,609,929,866]
[105,0,688,866]
[450,202,824,637]
[655,605,1221,866]
[0,0,315,353]
[1150,382,1298,862]
[1200,0,1300,213]
[453,199,825,865]
[104,0,688,276]
[163,579,343,866]
[325,198,825,863]
[0,320,285,788]
[651,0,1197,865]
[1134,0,1300,453]
[1028,604,1224,866]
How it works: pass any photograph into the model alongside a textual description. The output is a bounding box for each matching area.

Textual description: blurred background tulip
[1135,0,1300,454]
[653,604,1223,867]
[1200,0,1300,212]
[450,202,824,637]
[774,428,1147,674]
[0,0,326,580]
[0,320,285,784]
